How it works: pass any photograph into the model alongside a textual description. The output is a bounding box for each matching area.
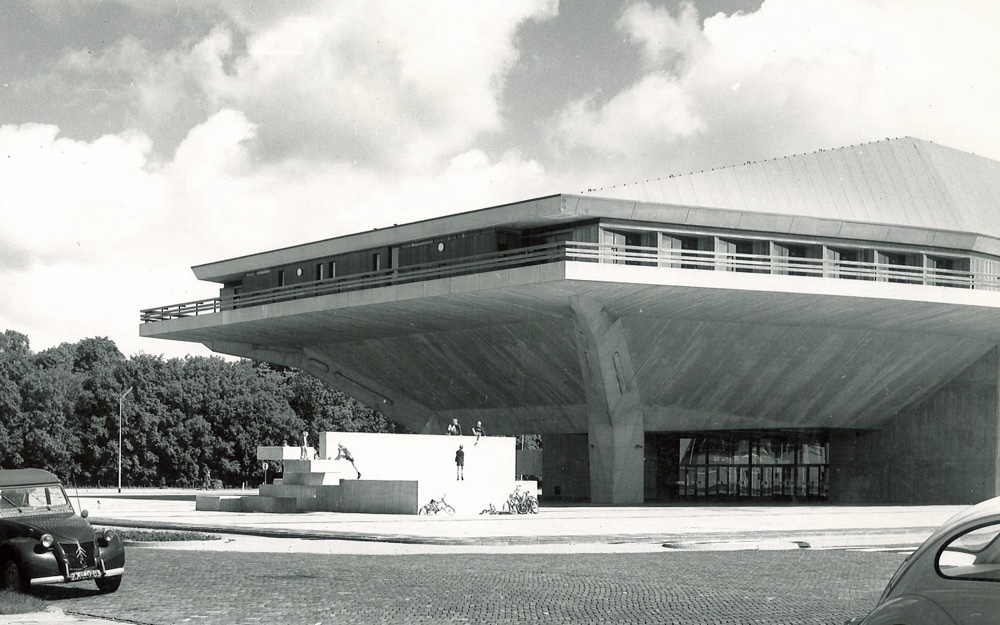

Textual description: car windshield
[0,484,72,515]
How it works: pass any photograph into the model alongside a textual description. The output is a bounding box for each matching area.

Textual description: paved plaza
[36,546,905,625]
[8,490,976,624]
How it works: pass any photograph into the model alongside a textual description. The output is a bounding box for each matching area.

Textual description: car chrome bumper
[31,567,124,586]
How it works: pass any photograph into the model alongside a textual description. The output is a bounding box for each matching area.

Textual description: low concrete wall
[319,432,515,483]
[340,480,419,514]
[258,446,316,461]
[417,479,537,516]
[195,496,244,512]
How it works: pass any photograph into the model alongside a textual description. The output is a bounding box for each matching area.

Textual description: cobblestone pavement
[36,545,904,624]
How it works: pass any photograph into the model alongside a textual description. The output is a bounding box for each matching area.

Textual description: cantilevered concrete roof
[582,137,1000,239]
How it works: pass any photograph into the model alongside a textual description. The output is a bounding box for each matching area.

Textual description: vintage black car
[0,468,124,593]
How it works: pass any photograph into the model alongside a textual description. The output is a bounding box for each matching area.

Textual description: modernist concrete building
[142,137,1000,506]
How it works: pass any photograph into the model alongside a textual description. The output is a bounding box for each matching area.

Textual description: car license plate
[69,570,101,581]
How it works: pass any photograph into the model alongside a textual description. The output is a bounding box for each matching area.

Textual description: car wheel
[95,574,122,594]
[2,559,25,593]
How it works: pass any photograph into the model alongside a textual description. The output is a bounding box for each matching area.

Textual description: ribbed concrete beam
[570,295,645,504]
[205,341,439,434]
[302,348,441,434]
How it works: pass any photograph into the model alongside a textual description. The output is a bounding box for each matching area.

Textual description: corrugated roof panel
[716,166,747,211]
[839,144,879,222]
[639,180,656,203]
[651,178,670,204]
[760,158,794,215]
[577,137,1000,240]
[689,171,717,207]
[851,144,891,223]
[732,160,762,212]
[889,138,941,230]
[874,139,917,227]
[672,173,701,207]
[928,142,1000,236]
[786,153,825,219]
[901,139,956,230]
[741,161,777,214]
[824,147,866,221]
[803,151,841,218]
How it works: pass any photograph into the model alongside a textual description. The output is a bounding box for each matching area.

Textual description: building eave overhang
[192,193,1000,284]
[193,194,570,283]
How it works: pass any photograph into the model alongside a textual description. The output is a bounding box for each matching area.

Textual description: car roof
[0,468,60,487]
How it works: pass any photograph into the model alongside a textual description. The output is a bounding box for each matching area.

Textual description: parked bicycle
[479,503,511,515]
[419,495,455,515]
[503,485,539,514]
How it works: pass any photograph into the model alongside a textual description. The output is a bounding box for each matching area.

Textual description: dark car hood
[5,511,95,543]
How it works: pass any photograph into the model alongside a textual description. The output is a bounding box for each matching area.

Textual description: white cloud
[551,72,705,157]
[78,0,560,171]
[548,0,1000,182]
[0,108,551,359]
[0,123,162,264]
[618,1,703,68]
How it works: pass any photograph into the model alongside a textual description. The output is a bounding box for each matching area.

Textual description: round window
[437,243,445,252]
[296,268,303,277]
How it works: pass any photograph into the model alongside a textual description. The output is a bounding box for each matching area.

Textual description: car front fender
[2,536,60,582]
[96,532,126,571]
[854,595,956,625]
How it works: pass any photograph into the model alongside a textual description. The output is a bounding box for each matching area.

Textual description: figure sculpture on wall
[300,430,310,460]
[336,443,362,479]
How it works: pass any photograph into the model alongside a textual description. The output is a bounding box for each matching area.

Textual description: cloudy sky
[2,0,998,359]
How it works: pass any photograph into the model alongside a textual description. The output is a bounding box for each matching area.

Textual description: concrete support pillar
[570,296,645,504]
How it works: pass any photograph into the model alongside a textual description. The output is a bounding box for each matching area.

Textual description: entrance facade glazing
[677,432,829,501]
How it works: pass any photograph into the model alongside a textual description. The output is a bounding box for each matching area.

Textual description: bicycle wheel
[443,503,455,515]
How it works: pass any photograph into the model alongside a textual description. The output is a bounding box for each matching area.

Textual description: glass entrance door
[676,432,829,501]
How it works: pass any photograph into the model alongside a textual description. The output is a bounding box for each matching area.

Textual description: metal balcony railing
[140,241,1000,323]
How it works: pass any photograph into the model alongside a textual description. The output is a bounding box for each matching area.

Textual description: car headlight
[40,534,55,549]
[98,528,116,546]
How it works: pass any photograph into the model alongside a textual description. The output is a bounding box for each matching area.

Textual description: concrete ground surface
[6,489,976,624]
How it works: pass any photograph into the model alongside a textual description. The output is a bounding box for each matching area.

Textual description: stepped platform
[197,432,536,515]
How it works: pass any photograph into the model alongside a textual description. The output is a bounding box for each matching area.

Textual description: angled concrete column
[570,296,645,504]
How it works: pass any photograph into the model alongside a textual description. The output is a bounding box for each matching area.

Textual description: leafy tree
[0,330,407,486]
[0,331,32,468]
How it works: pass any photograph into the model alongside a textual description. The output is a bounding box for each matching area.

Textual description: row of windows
[603,227,990,287]
[236,221,998,295]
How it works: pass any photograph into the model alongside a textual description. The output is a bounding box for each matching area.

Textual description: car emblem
[75,541,87,566]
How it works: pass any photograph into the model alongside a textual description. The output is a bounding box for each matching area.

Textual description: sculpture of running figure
[335,443,361,479]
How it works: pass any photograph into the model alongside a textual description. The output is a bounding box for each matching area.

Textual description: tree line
[0,330,403,488]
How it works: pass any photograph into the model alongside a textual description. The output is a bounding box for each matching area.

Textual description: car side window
[938,522,1000,581]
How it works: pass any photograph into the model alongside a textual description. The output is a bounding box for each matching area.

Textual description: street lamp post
[118,387,133,494]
